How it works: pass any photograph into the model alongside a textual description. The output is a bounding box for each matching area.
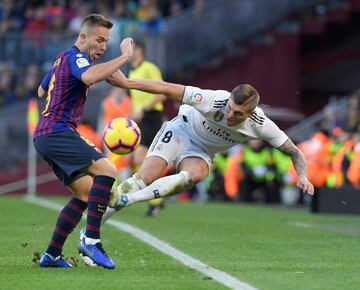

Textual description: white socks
[101,171,193,225]
[101,207,117,226]
[85,237,100,245]
[101,173,146,225]
[126,171,192,205]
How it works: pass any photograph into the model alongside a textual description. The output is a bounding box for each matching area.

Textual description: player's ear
[79,32,87,42]
[249,109,256,116]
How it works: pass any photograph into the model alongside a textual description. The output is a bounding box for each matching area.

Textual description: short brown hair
[231,84,259,110]
[134,39,146,54]
[80,14,113,32]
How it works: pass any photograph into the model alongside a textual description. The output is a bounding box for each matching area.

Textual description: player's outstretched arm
[107,69,185,103]
[81,38,134,86]
[277,139,315,195]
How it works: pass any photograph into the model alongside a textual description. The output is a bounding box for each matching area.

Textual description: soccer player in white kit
[102,69,314,222]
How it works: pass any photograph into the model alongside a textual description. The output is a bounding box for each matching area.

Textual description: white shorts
[146,117,212,169]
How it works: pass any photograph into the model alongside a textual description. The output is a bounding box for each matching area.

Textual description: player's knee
[76,193,88,203]
[102,164,117,178]
[186,170,207,184]
[139,173,157,186]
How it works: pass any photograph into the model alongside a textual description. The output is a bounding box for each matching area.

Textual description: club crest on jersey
[191,92,203,103]
[214,111,224,122]
[76,57,90,68]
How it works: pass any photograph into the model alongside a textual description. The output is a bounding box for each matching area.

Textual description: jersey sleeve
[182,86,230,114]
[40,71,52,91]
[259,115,289,148]
[68,52,92,80]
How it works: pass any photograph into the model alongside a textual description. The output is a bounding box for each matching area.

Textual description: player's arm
[107,69,185,102]
[38,85,47,98]
[143,64,167,110]
[38,71,52,98]
[81,38,134,86]
[277,139,315,195]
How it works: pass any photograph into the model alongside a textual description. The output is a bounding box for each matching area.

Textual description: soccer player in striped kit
[33,14,133,269]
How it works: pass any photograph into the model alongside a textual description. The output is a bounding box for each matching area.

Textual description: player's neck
[131,58,144,69]
[74,41,86,55]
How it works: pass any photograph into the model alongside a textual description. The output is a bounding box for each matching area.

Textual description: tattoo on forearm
[278,139,307,177]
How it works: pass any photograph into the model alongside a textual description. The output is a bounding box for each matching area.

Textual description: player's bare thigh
[131,144,148,168]
[137,155,168,185]
[67,175,93,202]
[178,157,209,183]
[66,158,118,202]
[83,157,117,178]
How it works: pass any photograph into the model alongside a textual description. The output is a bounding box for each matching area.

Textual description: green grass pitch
[1,196,360,290]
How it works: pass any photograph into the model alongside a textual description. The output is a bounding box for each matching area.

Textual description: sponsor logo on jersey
[76,57,90,68]
[214,111,224,122]
[76,53,83,57]
[191,92,203,103]
[202,121,237,143]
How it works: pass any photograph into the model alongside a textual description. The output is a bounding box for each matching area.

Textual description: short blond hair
[80,14,113,32]
[231,84,259,110]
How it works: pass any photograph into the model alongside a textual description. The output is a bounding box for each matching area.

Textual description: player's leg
[77,157,117,269]
[134,110,165,216]
[34,133,90,268]
[117,156,208,206]
[39,175,92,268]
[131,144,148,172]
[117,123,211,205]
[101,155,167,224]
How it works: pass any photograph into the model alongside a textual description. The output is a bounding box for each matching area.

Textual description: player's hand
[120,37,134,58]
[296,176,315,195]
[107,69,127,87]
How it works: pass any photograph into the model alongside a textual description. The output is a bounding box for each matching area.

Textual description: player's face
[226,98,254,126]
[130,46,144,64]
[83,25,110,61]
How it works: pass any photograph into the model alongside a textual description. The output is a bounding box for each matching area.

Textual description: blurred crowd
[0,0,205,108]
[0,0,201,36]
[0,62,40,107]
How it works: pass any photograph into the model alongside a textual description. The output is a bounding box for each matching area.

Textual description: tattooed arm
[278,139,315,195]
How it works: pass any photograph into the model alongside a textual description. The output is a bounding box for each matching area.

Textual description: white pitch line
[25,196,257,290]
[290,221,360,236]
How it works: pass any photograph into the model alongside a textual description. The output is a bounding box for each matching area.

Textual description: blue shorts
[34,130,105,185]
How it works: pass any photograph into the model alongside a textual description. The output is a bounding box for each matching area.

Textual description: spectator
[239,140,279,203]
[0,0,23,34]
[68,4,91,33]
[43,0,63,24]
[347,133,360,189]
[64,0,82,22]
[22,64,41,101]
[140,5,163,34]
[97,86,132,136]
[291,131,331,190]
[0,67,16,106]
[347,93,360,133]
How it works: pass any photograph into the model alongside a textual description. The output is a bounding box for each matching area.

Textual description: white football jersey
[179,86,289,156]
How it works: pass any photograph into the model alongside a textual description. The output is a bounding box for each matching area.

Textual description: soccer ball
[103,117,141,155]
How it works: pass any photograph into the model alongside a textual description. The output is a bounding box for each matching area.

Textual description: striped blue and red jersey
[34,46,92,138]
